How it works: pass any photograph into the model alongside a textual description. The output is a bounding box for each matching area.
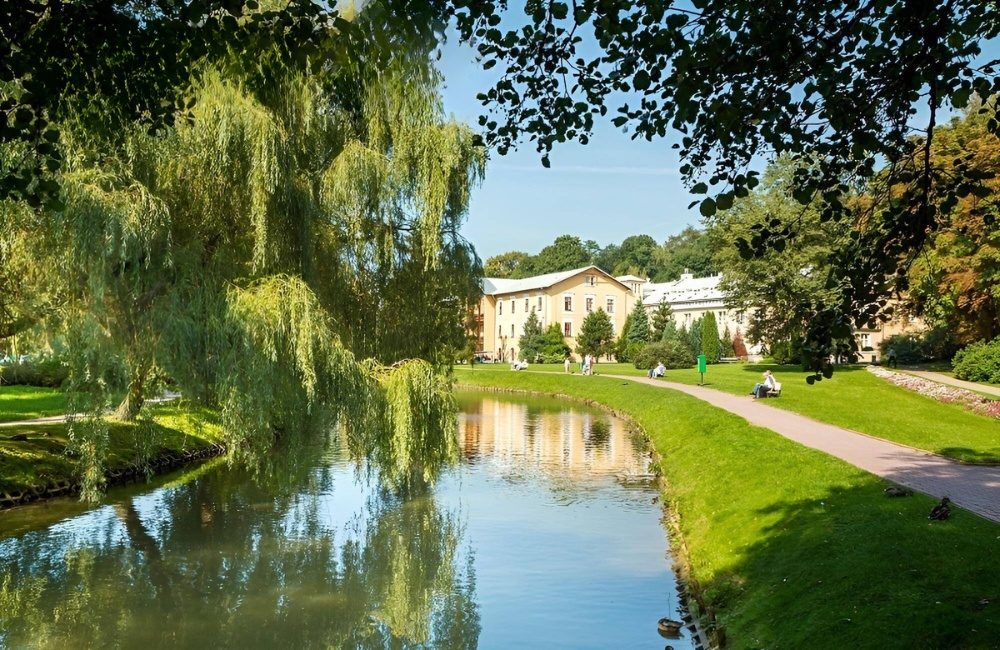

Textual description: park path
[901,370,1000,398]
[608,374,1000,524]
[0,393,182,430]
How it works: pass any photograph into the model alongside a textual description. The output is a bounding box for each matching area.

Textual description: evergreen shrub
[953,338,1000,384]
[633,341,693,370]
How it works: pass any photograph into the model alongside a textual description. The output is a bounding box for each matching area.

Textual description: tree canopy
[1,0,485,496]
[483,229,714,280]
[453,0,1000,374]
[709,158,854,358]
[906,103,1000,344]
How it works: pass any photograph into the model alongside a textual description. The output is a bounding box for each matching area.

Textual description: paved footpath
[609,374,1000,524]
[901,370,1000,398]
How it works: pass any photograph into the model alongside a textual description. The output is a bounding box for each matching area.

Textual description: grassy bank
[0,405,224,494]
[501,362,1000,464]
[0,385,67,423]
[458,368,1000,649]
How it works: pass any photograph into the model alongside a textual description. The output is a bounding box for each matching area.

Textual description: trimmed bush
[953,338,1000,384]
[633,341,694,370]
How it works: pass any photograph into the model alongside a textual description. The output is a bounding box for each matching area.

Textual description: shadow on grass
[734,363,869,374]
[938,448,1000,465]
[700,481,1000,648]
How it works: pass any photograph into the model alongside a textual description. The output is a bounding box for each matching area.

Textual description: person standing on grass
[888,347,897,368]
[564,356,571,374]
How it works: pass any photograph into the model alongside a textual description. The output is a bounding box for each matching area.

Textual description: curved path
[901,370,1000,398]
[609,374,1000,524]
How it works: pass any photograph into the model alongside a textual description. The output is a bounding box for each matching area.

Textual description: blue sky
[438,27,1000,261]
[437,38,700,259]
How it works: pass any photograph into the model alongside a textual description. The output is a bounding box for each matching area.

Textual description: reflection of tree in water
[0,466,479,649]
[586,419,611,448]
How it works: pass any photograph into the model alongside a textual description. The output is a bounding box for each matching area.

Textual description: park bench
[766,381,782,397]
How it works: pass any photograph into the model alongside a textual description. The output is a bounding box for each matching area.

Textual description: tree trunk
[114,365,147,421]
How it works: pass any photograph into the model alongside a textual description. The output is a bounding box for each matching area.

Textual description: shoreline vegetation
[457,368,1000,649]
[0,403,225,508]
[489,361,1000,464]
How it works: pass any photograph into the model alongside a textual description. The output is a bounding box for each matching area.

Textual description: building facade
[639,272,747,337]
[638,270,922,362]
[479,266,636,362]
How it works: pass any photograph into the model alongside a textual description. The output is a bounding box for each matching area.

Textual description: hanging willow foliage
[3,5,485,498]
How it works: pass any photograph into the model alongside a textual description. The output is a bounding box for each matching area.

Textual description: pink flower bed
[867,366,1000,420]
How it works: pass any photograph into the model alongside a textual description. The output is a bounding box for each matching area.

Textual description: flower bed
[867,366,1000,420]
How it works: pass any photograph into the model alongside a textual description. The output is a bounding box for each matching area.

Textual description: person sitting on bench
[751,370,776,399]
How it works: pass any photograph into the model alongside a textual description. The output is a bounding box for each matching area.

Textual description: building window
[511,323,515,337]
[586,275,597,286]
[606,297,615,313]
[585,297,594,312]
[563,321,572,337]
[564,295,573,311]
[499,302,502,315]
[537,296,543,310]
[511,299,515,314]
[498,325,502,338]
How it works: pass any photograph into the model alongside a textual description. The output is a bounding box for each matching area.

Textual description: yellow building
[477,266,636,362]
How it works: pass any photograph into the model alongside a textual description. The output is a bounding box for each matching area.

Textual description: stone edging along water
[457,382,717,650]
[0,442,227,511]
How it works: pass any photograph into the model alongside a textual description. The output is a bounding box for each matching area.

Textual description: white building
[632,271,747,337]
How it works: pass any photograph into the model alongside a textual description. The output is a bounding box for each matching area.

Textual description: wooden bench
[766,381,782,397]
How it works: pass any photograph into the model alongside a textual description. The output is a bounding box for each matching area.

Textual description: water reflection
[1,393,691,649]
[0,466,478,649]
[457,392,655,490]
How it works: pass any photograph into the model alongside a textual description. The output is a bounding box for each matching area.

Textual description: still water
[0,393,692,649]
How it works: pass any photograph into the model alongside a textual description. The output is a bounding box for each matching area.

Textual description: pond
[0,392,694,649]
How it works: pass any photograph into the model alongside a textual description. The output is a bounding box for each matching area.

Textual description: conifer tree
[626,302,651,344]
[701,312,721,363]
[721,324,736,357]
[576,309,615,359]
[650,302,674,341]
[518,309,544,362]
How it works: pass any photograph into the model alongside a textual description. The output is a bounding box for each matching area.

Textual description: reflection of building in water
[458,398,648,477]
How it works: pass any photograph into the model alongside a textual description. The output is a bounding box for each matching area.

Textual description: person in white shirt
[751,370,776,399]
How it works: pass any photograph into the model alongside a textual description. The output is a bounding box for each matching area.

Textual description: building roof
[642,272,728,307]
[615,274,647,284]
[482,265,628,296]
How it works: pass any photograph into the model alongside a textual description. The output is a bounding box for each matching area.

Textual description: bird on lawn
[929,497,951,520]
[884,485,913,497]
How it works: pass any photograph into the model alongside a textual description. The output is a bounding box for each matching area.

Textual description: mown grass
[0,405,224,494]
[457,369,1000,649]
[0,385,67,423]
[498,361,1000,464]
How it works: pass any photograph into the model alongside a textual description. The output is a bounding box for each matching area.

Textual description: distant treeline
[483,227,715,282]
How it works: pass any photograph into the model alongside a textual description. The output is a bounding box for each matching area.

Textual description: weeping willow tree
[2,3,485,497]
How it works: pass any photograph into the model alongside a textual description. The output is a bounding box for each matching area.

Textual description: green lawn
[490,362,1000,464]
[457,369,1000,649]
[0,385,67,423]
[0,405,224,494]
